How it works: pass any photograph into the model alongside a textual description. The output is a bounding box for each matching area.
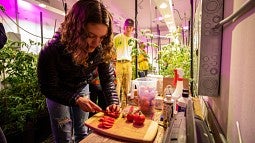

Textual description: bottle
[182,88,189,94]
[133,85,138,105]
[164,85,173,95]
[177,92,189,112]
[154,93,163,110]
[162,94,173,127]
[171,68,184,114]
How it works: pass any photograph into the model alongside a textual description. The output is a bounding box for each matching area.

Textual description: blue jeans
[46,85,89,143]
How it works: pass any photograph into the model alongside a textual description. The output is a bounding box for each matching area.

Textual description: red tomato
[106,111,120,119]
[133,111,145,125]
[126,113,134,122]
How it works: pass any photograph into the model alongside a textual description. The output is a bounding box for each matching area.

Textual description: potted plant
[0,40,48,140]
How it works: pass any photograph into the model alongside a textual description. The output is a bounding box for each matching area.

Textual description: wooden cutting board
[84,112,158,143]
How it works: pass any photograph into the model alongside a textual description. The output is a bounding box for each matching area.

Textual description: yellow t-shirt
[113,33,133,61]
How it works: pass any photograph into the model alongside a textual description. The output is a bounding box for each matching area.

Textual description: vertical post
[14,0,19,33]
[151,37,153,72]
[157,24,160,74]
[40,12,43,46]
[54,19,57,33]
[190,0,194,96]
[134,0,138,79]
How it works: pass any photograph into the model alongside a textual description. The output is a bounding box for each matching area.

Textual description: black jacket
[37,33,119,106]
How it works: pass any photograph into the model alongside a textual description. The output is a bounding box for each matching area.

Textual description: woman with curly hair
[37,0,120,142]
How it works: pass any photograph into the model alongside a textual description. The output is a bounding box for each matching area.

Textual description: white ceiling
[27,0,190,36]
[65,0,190,34]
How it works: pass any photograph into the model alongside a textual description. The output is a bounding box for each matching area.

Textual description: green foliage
[158,42,191,78]
[0,40,46,135]
[140,28,191,78]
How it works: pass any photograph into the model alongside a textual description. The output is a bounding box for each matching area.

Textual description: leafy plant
[0,40,46,135]
[158,42,191,78]
[140,28,191,78]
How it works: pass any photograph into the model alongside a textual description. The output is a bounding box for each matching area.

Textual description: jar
[162,95,174,127]
[154,96,163,110]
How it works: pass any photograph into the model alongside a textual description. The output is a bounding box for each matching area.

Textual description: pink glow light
[18,0,33,10]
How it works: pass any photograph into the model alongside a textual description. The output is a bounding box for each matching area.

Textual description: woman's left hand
[106,104,121,114]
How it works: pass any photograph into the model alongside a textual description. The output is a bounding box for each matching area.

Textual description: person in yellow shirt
[113,18,134,108]
[137,42,149,77]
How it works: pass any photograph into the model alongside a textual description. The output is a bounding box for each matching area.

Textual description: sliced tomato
[106,119,115,124]
[99,116,115,123]
[98,123,104,128]
[102,121,114,126]
[102,124,112,129]
[103,116,115,122]
[99,118,115,124]
[98,121,113,129]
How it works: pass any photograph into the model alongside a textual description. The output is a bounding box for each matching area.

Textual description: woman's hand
[76,96,102,112]
[106,104,121,114]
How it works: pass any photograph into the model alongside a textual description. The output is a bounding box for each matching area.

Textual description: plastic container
[135,77,157,118]
[147,74,163,96]
[177,92,190,112]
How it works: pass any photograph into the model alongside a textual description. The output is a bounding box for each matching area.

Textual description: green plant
[139,28,191,78]
[0,40,46,135]
[158,42,191,78]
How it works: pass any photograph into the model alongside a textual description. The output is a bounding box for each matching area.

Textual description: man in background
[113,18,134,108]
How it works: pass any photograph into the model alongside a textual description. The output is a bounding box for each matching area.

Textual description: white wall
[207,0,255,142]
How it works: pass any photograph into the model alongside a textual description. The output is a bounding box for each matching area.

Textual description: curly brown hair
[60,0,114,67]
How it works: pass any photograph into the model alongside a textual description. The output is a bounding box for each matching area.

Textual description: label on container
[177,105,186,112]
[154,96,163,110]
[177,98,188,112]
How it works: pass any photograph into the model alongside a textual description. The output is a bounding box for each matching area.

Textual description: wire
[138,0,143,9]
[62,0,67,15]
[173,8,183,21]
[0,9,51,40]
